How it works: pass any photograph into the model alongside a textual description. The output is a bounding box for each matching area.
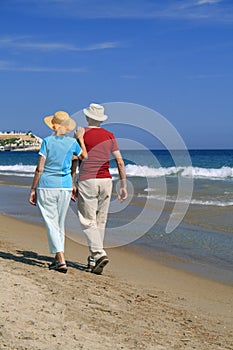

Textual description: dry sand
[0,213,232,350]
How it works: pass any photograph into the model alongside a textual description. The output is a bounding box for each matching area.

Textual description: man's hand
[118,187,128,202]
[74,126,85,139]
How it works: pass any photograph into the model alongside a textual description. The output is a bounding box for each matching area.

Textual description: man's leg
[96,178,112,242]
[87,178,112,274]
[78,179,107,264]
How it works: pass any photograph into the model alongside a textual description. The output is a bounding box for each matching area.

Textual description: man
[74,103,128,275]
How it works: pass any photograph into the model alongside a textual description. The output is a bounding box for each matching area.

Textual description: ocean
[0,149,232,285]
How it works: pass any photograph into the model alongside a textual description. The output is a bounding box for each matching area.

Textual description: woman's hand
[29,189,37,206]
[71,184,78,202]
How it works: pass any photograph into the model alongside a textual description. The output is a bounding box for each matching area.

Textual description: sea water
[0,149,232,284]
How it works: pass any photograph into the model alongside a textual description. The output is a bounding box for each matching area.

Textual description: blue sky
[0,0,232,149]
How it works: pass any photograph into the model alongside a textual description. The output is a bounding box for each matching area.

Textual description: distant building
[0,131,42,151]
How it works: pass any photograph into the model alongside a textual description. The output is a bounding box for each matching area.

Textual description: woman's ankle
[55,252,66,264]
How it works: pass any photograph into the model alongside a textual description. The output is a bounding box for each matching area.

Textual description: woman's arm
[29,155,45,206]
[71,157,78,202]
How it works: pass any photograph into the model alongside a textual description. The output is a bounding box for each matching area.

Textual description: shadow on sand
[0,250,86,271]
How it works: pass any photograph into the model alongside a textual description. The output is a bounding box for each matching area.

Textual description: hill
[0,131,42,151]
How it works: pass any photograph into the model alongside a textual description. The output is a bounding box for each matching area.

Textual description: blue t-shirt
[38,135,81,189]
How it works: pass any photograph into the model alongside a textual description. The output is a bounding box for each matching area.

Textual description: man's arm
[74,127,88,160]
[71,127,88,201]
[112,150,128,202]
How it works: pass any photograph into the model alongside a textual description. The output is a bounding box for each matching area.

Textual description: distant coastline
[0,131,42,151]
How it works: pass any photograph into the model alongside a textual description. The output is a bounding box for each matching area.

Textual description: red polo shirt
[78,127,119,181]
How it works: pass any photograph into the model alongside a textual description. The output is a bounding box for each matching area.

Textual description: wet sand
[0,213,233,350]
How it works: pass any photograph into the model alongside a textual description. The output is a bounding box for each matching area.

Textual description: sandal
[49,261,68,274]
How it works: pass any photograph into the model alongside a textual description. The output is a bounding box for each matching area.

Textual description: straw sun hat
[83,103,108,122]
[44,111,76,132]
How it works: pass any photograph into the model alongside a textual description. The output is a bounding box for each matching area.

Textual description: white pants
[37,189,72,254]
[77,178,112,263]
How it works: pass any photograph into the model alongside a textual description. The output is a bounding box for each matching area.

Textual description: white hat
[44,111,76,132]
[83,103,108,122]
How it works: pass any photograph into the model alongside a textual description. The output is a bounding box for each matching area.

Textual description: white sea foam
[0,172,33,177]
[190,199,233,207]
[111,164,233,180]
[137,193,233,207]
[0,165,36,173]
[0,164,232,180]
[0,165,35,177]
[182,166,233,179]
[0,163,232,207]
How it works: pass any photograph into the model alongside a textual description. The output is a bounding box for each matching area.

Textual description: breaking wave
[111,164,233,180]
[0,164,233,180]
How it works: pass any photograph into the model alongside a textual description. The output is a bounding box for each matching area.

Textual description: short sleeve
[73,141,82,156]
[111,134,119,153]
[39,138,47,158]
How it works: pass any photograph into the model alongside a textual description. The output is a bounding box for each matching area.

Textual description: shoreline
[1,213,232,293]
[0,174,233,287]
[3,205,233,287]
[1,213,233,349]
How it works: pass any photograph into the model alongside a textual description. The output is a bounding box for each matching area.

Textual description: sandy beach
[0,214,232,350]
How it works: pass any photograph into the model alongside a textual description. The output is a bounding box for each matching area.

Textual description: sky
[0,0,232,149]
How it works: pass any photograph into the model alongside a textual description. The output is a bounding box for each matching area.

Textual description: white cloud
[121,74,138,79]
[33,0,233,22]
[188,73,229,79]
[84,42,121,51]
[0,36,121,52]
[195,0,222,5]
[16,66,85,72]
[2,0,233,22]
[0,60,85,72]
[0,60,11,70]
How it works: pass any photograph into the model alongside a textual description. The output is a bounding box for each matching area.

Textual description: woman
[29,110,87,273]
